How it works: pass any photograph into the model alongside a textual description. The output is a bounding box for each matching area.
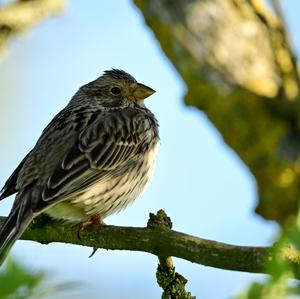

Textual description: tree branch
[0,0,64,53]
[271,0,300,88]
[1,210,300,277]
[249,0,300,100]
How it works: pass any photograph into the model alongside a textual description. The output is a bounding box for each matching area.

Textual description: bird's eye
[110,87,121,95]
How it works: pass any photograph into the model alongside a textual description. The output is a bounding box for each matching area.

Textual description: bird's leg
[77,214,105,240]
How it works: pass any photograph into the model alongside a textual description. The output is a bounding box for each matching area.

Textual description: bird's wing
[0,151,32,200]
[40,107,155,204]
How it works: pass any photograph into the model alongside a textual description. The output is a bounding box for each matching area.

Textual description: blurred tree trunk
[134,0,300,227]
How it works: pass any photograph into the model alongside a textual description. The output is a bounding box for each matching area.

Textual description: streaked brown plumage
[0,69,159,264]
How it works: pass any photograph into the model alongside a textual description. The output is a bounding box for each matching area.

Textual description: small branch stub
[156,256,196,299]
[147,210,196,299]
[147,209,173,230]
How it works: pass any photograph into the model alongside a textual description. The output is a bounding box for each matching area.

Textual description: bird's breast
[46,143,159,222]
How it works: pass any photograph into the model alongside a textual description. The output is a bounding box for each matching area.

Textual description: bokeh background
[0,1,299,298]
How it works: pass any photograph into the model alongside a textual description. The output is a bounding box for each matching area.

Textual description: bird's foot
[77,214,105,241]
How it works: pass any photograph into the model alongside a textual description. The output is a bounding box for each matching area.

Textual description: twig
[157,256,196,299]
[148,210,196,298]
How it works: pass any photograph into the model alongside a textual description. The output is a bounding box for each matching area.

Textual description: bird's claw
[89,247,98,258]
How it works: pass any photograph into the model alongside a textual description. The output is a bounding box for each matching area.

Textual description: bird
[0,69,159,264]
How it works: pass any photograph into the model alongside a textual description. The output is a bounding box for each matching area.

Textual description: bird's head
[79,69,155,107]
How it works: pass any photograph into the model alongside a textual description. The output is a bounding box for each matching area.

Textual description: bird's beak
[133,83,156,100]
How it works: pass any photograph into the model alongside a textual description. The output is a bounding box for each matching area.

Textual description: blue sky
[0,1,299,298]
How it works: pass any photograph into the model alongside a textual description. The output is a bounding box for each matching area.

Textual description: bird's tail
[0,199,34,265]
